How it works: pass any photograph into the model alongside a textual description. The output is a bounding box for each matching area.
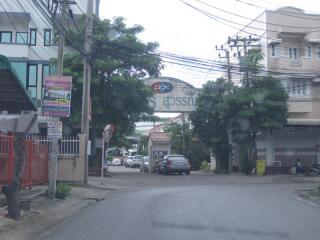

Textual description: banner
[42,75,72,117]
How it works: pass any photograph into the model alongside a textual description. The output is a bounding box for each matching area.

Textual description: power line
[180,1,320,54]
[234,0,320,20]
[179,0,320,34]
[0,1,48,61]
[192,0,320,30]
[249,0,320,15]
[12,0,58,59]
[31,0,89,59]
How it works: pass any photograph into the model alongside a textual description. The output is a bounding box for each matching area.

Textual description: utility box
[256,160,266,176]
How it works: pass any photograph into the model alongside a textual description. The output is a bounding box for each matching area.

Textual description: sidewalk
[0,185,112,240]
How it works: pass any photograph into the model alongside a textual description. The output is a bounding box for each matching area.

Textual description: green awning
[0,55,36,113]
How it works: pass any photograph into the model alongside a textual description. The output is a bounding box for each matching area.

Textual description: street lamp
[101,124,114,184]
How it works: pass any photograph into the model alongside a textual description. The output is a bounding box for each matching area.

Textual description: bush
[200,161,211,172]
[55,183,72,199]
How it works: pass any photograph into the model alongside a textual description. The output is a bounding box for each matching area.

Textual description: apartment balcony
[267,56,320,75]
[0,43,29,59]
[288,100,312,113]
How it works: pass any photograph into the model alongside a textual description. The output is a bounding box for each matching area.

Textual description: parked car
[111,158,121,166]
[140,156,150,172]
[158,155,191,175]
[154,154,184,172]
[132,155,143,168]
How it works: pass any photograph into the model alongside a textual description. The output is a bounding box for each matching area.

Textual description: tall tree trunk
[2,132,26,220]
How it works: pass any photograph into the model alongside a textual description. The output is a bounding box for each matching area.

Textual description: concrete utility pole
[48,0,68,199]
[227,35,260,84]
[181,113,185,153]
[81,0,94,184]
[227,35,260,166]
[216,45,232,174]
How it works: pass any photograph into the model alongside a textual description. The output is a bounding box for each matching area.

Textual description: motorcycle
[306,162,320,176]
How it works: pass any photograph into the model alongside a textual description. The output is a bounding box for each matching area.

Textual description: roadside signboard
[47,121,62,140]
[42,75,72,117]
[144,77,199,113]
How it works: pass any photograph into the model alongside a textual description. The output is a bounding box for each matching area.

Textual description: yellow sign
[256,160,266,176]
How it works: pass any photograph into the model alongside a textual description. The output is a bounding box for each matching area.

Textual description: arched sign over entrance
[144,77,199,112]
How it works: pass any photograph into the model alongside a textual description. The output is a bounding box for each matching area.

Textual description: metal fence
[60,136,80,156]
[27,135,80,157]
[0,134,14,186]
[0,134,49,188]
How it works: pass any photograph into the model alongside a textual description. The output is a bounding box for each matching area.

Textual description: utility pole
[227,35,260,167]
[216,45,232,174]
[48,0,67,199]
[227,35,260,85]
[81,0,94,184]
[181,113,185,153]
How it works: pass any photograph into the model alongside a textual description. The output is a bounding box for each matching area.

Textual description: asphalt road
[41,170,320,240]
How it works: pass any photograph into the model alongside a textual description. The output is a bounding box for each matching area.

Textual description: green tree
[62,16,163,141]
[165,122,209,170]
[190,78,234,172]
[231,50,288,171]
[190,49,288,173]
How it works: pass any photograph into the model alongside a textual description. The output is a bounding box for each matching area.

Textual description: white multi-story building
[0,0,100,106]
[233,7,320,173]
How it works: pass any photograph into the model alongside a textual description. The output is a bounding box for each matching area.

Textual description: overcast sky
[100,0,320,88]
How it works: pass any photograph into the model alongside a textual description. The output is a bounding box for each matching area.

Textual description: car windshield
[169,157,186,161]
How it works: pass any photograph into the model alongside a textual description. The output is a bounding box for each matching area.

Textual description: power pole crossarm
[216,45,231,83]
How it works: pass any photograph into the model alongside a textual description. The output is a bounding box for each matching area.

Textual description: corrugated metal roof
[149,132,171,143]
[0,55,36,113]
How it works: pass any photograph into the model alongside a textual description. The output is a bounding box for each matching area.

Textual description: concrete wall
[57,134,85,183]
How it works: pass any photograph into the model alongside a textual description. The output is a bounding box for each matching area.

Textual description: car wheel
[186,171,190,175]
[179,172,182,175]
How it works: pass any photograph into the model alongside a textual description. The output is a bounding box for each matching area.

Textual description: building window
[271,44,276,57]
[11,62,27,87]
[16,32,28,44]
[27,64,38,99]
[306,45,312,58]
[29,28,37,46]
[0,31,12,43]
[289,47,298,59]
[42,64,50,97]
[44,29,51,46]
[282,79,309,97]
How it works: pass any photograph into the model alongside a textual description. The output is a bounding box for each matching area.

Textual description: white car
[111,158,121,166]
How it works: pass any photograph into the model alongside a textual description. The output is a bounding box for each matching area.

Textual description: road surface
[41,170,320,240]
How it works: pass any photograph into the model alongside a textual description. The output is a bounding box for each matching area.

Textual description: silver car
[158,155,191,175]
[132,155,143,168]
[140,156,150,172]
